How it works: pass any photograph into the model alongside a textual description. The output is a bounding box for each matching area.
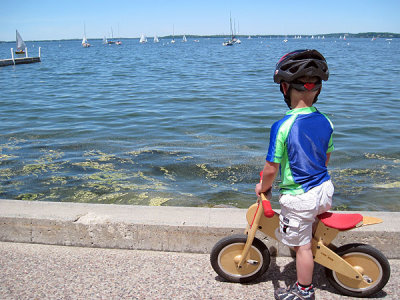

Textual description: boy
[255,49,334,300]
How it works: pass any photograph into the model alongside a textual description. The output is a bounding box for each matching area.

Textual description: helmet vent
[289,66,300,73]
[293,52,311,61]
[305,61,318,69]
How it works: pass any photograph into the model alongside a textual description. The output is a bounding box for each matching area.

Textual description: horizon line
[1,31,399,43]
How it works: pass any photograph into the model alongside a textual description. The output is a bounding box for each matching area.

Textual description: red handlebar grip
[260,171,274,217]
[262,200,274,218]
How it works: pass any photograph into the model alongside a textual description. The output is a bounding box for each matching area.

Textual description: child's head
[273,49,329,109]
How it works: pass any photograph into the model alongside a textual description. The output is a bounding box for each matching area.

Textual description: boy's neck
[291,99,314,109]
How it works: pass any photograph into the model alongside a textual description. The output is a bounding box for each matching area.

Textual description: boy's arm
[326,152,331,166]
[255,161,279,196]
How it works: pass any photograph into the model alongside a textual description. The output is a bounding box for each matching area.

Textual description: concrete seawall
[1,199,399,258]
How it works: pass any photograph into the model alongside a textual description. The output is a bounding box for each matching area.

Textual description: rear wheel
[210,234,270,283]
[325,244,390,297]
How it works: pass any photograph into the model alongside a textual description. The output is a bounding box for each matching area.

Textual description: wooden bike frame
[237,192,382,287]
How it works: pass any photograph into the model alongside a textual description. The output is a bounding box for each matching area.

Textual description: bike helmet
[273,49,329,108]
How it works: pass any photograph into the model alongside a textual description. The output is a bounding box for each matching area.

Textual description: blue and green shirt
[266,106,334,195]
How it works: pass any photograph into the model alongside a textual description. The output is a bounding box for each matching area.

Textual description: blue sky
[1,0,399,41]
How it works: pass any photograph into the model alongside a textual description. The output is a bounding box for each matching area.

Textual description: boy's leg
[294,242,314,285]
[275,242,316,300]
[275,195,318,299]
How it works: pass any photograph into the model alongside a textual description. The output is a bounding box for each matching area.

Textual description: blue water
[0,37,399,211]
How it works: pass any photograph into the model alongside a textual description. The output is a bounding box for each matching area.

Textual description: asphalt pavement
[1,241,398,300]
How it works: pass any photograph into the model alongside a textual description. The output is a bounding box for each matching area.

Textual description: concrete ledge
[1,199,399,258]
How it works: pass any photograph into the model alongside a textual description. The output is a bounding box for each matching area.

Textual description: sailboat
[82,36,90,47]
[171,25,176,44]
[182,35,187,42]
[82,24,91,48]
[222,13,236,46]
[115,24,122,45]
[234,21,241,44]
[154,35,159,43]
[107,28,116,44]
[139,34,147,43]
[15,30,26,54]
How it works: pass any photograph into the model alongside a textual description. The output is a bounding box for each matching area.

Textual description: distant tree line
[167,32,399,39]
[323,32,399,38]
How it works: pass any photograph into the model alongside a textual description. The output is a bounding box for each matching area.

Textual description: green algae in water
[46,176,68,185]
[1,138,399,210]
[331,204,349,211]
[331,167,390,196]
[373,181,400,189]
[160,166,176,182]
[0,139,22,161]
[65,151,174,204]
[22,149,66,177]
[0,154,16,161]
[17,192,44,201]
[149,196,171,206]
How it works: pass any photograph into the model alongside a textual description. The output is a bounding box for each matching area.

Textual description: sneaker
[274,282,315,300]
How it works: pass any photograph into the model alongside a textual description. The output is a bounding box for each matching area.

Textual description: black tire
[325,243,390,297]
[210,234,270,283]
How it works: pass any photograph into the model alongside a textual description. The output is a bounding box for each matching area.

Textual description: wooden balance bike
[210,191,391,298]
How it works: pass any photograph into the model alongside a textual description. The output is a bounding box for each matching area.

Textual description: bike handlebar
[259,170,274,218]
[260,192,275,218]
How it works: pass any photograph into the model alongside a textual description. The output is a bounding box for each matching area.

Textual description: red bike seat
[317,212,363,230]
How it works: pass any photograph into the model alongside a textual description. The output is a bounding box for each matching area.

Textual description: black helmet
[274,49,329,109]
[273,49,329,84]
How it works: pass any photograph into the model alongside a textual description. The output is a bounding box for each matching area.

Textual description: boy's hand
[255,183,264,197]
[256,161,278,197]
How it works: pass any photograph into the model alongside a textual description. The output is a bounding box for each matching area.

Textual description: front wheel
[210,234,270,283]
[325,243,390,297]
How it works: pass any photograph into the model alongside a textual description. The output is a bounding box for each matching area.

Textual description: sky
[1,0,399,41]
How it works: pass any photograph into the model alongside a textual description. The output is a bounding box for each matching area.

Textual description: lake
[0,37,399,211]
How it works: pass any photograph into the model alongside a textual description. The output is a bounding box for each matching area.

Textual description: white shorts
[276,180,334,247]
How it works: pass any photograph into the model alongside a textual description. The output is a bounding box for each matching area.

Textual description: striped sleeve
[327,134,334,153]
[266,115,295,163]
[321,112,334,153]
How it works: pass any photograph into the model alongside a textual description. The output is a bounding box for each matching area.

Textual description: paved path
[0,242,398,299]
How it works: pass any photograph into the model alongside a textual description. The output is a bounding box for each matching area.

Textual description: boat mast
[230,12,233,39]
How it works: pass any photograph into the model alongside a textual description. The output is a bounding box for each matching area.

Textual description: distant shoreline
[1,32,399,43]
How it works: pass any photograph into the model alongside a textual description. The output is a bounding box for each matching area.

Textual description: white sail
[182,35,187,42]
[81,23,91,47]
[82,36,90,47]
[140,34,147,43]
[154,35,159,43]
[171,25,175,43]
[16,30,26,51]
[82,26,90,47]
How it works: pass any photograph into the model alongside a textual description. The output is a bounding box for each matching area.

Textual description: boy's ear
[281,82,290,96]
